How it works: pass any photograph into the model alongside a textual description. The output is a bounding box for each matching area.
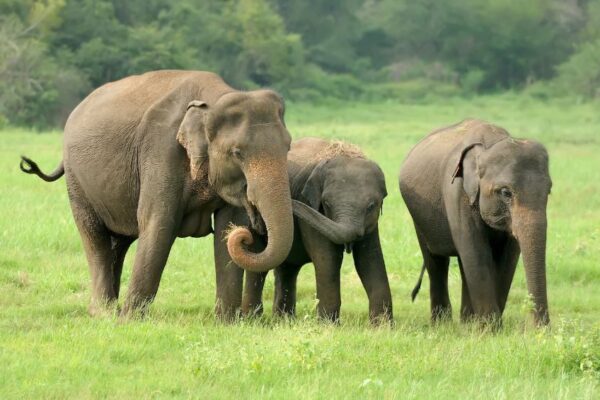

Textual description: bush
[362,79,461,102]
[553,39,600,99]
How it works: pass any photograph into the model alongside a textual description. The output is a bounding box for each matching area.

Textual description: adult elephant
[214,138,392,323]
[400,119,551,327]
[20,70,294,317]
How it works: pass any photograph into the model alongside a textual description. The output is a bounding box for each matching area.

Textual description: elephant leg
[68,184,123,316]
[417,232,451,322]
[495,237,520,313]
[299,223,343,322]
[214,256,244,322]
[111,234,134,299]
[273,263,302,317]
[213,207,244,321]
[120,215,177,318]
[458,257,474,322]
[455,242,500,324]
[314,261,342,322]
[352,226,393,323]
[243,271,268,317]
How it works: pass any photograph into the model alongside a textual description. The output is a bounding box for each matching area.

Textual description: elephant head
[453,138,552,325]
[177,90,293,272]
[292,157,387,250]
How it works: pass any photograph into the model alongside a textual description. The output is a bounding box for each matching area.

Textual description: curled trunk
[226,159,294,272]
[292,200,358,245]
[513,208,550,326]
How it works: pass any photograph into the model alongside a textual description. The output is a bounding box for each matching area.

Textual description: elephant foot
[88,298,119,318]
[215,301,242,323]
[317,308,340,324]
[273,307,295,319]
[370,309,394,326]
[460,306,475,323]
[118,297,152,321]
[431,305,452,324]
[462,312,503,332]
[478,314,503,332]
[242,302,264,318]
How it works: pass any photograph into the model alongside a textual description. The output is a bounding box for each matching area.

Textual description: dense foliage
[1,0,599,127]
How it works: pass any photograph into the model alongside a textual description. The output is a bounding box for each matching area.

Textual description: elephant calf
[214,137,393,323]
[400,119,552,326]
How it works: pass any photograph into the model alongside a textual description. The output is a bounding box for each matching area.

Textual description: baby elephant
[400,119,551,327]
[214,137,393,323]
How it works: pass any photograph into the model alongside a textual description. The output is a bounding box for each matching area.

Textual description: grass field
[1,94,599,399]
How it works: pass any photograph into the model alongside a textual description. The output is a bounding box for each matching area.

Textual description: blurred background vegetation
[1,0,599,128]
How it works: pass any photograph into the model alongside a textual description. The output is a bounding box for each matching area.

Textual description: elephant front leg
[352,227,393,324]
[273,263,302,317]
[458,258,475,322]
[121,217,177,318]
[299,224,343,322]
[495,237,520,313]
[449,206,501,326]
[455,243,501,325]
[243,271,267,317]
[214,249,244,322]
[214,207,245,321]
[314,261,342,322]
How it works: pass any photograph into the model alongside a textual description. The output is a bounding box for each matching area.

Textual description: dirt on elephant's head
[314,140,365,161]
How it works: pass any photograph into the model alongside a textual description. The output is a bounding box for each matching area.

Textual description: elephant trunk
[292,200,360,245]
[226,158,294,272]
[513,207,550,326]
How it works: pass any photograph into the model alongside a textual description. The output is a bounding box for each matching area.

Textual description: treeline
[1,0,599,127]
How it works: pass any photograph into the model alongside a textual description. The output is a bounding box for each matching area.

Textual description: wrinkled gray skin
[214,138,392,323]
[20,70,294,317]
[400,119,552,327]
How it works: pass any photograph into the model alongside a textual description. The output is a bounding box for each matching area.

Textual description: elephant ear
[301,160,327,210]
[375,164,388,199]
[451,142,483,206]
[177,100,209,179]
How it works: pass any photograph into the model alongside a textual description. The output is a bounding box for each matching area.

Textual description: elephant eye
[499,188,513,199]
[230,147,243,161]
[366,201,376,212]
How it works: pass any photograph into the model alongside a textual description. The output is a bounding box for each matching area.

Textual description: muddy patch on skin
[184,158,217,203]
[313,140,365,161]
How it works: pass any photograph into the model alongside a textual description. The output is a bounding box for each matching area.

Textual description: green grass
[1,94,599,399]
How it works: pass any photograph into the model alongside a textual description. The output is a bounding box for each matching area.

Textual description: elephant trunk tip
[226,226,259,263]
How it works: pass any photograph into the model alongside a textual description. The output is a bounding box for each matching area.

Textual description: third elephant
[399,119,552,327]
[214,137,393,323]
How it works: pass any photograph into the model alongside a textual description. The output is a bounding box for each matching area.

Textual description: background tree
[0,0,598,128]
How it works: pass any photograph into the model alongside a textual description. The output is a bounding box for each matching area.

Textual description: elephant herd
[20,70,551,328]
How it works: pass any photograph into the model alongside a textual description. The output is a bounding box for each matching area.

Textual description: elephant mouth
[483,213,510,230]
[344,242,354,253]
[242,197,266,235]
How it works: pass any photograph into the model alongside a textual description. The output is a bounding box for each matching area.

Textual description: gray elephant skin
[20,70,295,317]
[400,119,552,327]
[214,137,393,323]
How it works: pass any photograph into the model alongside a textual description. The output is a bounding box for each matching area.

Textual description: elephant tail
[20,156,64,182]
[411,264,426,302]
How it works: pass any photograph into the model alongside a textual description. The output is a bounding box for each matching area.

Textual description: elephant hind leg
[110,234,134,299]
[71,204,123,316]
[67,177,129,316]
[417,232,451,322]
